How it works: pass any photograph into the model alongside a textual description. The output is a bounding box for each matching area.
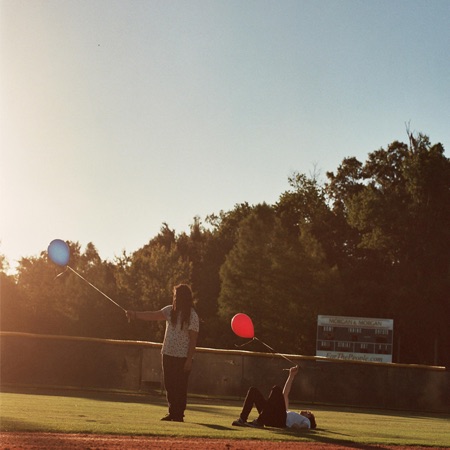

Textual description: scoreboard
[316,315,394,363]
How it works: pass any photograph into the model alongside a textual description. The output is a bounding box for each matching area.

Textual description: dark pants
[162,354,190,419]
[240,385,287,428]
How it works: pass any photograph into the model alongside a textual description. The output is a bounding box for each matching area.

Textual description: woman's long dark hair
[170,284,195,330]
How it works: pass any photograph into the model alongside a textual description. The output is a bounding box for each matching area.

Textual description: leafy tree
[13,245,80,335]
[176,218,219,347]
[178,206,255,348]
[219,203,340,355]
[326,133,450,365]
[2,242,127,339]
[219,204,276,333]
[115,227,191,342]
[69,242,127,339]
[0,254,26,332]
[276,172,352,270]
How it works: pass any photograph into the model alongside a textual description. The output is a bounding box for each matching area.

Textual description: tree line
[1,132,449,366]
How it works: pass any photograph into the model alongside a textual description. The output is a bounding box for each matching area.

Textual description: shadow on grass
[196,423,236,431]
[1,385,166,405]
[267,426,398,449]
[0,417,47,433]
[189,403,239,415]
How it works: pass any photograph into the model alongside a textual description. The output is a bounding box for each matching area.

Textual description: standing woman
[126,284,199,422]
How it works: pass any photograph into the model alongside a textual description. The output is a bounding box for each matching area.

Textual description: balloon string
[254,337,297,365]
[53,267,69,280]
[66,266,126,312]
[234,337,256,348]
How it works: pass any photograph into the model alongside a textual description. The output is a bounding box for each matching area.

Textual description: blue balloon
[48,239,70,266]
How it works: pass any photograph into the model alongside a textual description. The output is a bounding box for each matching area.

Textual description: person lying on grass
[232,365,317,430]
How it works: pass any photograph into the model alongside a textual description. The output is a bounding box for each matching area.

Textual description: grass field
[1,388,449,448]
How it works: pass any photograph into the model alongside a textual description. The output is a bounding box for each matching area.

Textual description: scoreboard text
[316,315,394,363]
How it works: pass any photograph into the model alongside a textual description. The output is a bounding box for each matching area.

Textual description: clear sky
[1,0,449,273]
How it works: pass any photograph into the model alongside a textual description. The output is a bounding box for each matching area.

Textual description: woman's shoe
[232,417,248,426]
[248,419,264,428]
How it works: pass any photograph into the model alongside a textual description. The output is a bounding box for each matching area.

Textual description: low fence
[1,331,448,413]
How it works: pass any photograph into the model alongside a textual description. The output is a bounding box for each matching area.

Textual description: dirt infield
[1,433,448,450]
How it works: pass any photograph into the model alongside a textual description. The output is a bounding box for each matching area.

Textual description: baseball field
[1,388,449,449]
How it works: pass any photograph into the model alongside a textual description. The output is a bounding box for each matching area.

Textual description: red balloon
[231,313,254,339]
